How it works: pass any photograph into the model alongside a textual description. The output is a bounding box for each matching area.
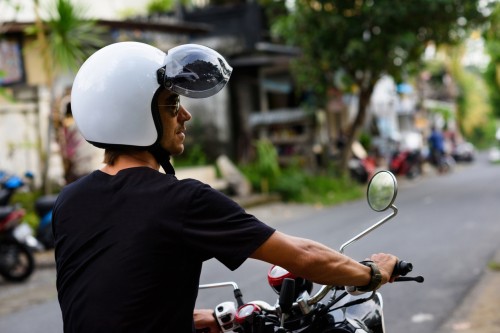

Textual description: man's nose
[178,105,192,121]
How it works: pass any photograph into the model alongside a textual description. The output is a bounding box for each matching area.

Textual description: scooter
[0,205,36,282]
[427,149,455,174]
[389,149,422,179]
[198,170,424,333]
[34,194,58,249]
[0,171,56,250]
[0,171,33,206]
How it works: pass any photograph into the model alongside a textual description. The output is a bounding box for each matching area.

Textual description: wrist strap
[357,260,383,292]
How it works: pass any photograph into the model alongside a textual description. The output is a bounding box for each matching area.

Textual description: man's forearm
[251,231,396,287]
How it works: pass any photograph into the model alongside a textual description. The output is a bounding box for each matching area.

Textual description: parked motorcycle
[0,205,36,282]
[389,149,422,179]
[34,194,58,249]
[0,171,56,250]
[427,149,455,174]
[0,171,33,206]
[199,170,423,333]
[348,141,376,184]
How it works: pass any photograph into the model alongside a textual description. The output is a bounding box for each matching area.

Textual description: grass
[241,164,365,206]
[488,261,500,271]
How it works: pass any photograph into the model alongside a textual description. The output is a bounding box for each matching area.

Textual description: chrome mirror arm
[199,281,240,290]
[306,205,398,306]
[340,205,398,254]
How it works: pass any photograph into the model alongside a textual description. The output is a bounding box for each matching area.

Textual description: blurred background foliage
[3,0,500,206]
[263,0,495,174]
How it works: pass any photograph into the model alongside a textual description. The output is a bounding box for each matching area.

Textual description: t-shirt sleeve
[181,181,275,271]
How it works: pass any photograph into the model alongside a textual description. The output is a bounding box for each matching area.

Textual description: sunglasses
[158,95,180,117]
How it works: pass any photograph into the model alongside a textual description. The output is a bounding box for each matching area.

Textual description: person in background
[428,125,445,168]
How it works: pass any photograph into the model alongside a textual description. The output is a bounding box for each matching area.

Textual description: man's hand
[370,253,398,284]
[194,309,220,333]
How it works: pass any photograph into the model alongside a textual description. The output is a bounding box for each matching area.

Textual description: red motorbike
[389,149,422,179]
[0,205,35,282]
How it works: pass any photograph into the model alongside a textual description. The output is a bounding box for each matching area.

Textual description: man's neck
[100,151,160,175]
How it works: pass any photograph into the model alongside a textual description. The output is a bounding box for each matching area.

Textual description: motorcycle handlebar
[392,260,424,283]
[204,260,422,317]
[307,259,419,305]
[392,260,413,277]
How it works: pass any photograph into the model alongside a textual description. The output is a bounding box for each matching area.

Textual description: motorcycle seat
[35,195,58,216]
[0,189,11,206]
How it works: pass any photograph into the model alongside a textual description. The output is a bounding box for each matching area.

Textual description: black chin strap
[149,144,175,175]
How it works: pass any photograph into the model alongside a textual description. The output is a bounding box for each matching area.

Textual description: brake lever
[394,276,424,283]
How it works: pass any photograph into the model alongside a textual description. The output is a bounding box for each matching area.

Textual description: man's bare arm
[250,231,396,286]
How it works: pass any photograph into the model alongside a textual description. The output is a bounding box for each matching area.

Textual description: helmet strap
[148,144,175,175]
[149,88,175,175]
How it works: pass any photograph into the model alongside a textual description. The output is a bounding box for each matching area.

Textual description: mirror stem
[339,205,398,254]
[308,205,399,306]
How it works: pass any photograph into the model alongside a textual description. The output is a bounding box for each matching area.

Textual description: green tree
[146,0,175,14]
[270,0,487,174]
[483,1,500,119]
[29,0,107,190]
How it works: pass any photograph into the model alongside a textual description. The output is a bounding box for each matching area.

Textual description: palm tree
[30,0,107,192]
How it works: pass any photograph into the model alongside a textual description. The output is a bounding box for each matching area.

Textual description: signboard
[0,38,25,86]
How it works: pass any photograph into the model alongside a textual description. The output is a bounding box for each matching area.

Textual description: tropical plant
[43,0,108,71]
[28,0,107,191]
[254,139,281,194]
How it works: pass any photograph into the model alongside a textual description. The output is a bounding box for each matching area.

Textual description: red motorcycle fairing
[322,292,385,333]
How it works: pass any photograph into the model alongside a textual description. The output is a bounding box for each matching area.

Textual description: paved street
[0,152,499,333]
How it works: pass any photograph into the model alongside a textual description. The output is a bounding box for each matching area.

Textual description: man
[428,125,445,167]
[53,42,398,333]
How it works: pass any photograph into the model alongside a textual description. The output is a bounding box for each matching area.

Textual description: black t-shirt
[53,167,275,333]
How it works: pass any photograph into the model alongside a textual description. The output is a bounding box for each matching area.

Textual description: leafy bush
[11,191,41,229]
[173,143,208,167]
[241,140,363,205]
[274,168,363,205]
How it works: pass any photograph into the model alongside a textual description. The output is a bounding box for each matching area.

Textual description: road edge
[435,249,500,333]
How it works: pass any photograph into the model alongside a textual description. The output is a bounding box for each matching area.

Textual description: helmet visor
[158,44,232,99]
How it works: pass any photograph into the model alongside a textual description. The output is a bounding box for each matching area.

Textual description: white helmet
[71,41,232,149]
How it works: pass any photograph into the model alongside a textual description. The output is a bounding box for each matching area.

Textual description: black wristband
[357,260,383,292]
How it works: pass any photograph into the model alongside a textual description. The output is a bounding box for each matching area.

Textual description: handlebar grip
[392,260,413,277]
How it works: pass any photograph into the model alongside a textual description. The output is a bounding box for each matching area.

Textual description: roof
[0,18,211,35]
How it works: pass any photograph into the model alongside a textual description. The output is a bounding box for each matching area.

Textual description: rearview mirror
[367,171,397,212]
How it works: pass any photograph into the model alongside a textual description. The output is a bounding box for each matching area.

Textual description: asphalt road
[0,152,498,333]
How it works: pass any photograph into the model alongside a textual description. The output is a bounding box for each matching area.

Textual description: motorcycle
[427,149,455,174]
[33,194,58,249]
[0,171,33,206]
[199,170,424,333]
[0,171,56,250]
[0,205,36,282]
[389,149,422,179]
[347,141,377,184]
